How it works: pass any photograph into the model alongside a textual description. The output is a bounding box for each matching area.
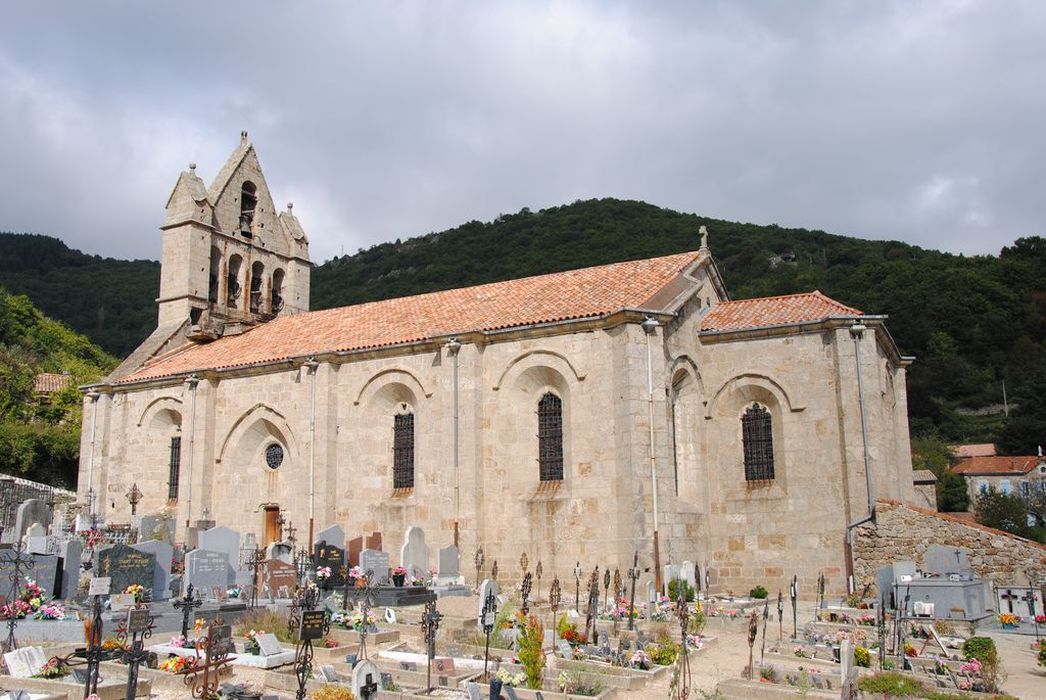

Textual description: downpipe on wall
[844,322,875,593]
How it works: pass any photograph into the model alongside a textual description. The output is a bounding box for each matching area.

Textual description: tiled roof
[32,373,71,394]
[951,443,997,458]
[699,291,862,332]
[120,251,703,383]
[912,469,938,483]
[951,456,1045,476]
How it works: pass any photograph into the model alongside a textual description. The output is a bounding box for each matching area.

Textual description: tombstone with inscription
[360,549,390,583]
[261,559,298,599]
[437,545,460,581]
[314,540,346,589]
[400,526,429,579]
[23,524,49,554]
[59,538,83,599]
[199,526,241,585]
[137,513,175,545]
[352,659,381,700]
[184,549,231,597]
[133,539,173,600]
[13,499,51,543]
[93,544,156,594]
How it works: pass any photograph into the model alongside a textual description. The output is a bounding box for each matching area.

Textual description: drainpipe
[184,374,199,530]
[85,390,101,519]
[845,322,875,593]
[641,317,663,593]
[304,358,319,551]
[446,338,462,547]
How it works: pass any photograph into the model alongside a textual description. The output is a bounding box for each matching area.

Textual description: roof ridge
[718,290,833,305]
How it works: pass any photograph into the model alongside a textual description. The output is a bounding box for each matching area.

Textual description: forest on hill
[2,199,1044,465]
[0,287,117,487]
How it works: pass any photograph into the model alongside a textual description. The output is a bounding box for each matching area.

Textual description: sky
[1,1,1044,264]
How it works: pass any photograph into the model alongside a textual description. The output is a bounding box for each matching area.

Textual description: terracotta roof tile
[951,456,1045,476]
[699,290,862,332]
[951,443,997,458]
[33,373,71,394]
[120,251,702,383]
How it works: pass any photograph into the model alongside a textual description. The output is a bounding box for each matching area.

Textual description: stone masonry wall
[853,499,1046,592]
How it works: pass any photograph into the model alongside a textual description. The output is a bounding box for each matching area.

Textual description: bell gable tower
[158,132,311,333]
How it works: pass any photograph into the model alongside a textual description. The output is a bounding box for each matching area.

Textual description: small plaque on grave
[434,657,455,673]
[256,633,283,657]
[300,610,327,641]
[321,665,338,682]
[110,593,136,609]
[127,607,152,634]
[209,624,233,655]
[89,576,112,596]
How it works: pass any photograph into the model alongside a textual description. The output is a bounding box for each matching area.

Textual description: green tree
[974,487,1032,539]
[937,471,970,512]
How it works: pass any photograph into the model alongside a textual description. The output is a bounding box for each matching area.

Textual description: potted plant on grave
[315,566,332,589]
[125,583,146,603]
[998,612,1020,629]
[243,629,263,655]
[392,566,407,587]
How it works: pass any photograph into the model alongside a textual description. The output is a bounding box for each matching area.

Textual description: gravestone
[680,561,696,591]
[314,540,346,589]
[351,659,381,700]
[256,633,283,657]
[437,545,460,578]
[133,539,173,600]
[23,524,48,555]
[924,545,972,577]
[93,544,155,594]
[316,524,346,550]
[400,526,429,579]
[359,549,390,582]
[365,532,382,551]
[13,499,51,543]
[839,639,858,698]
[198,526,240,585]
[465,682,483,700]
[663,564,681,593]
[348,536,363,567]
[266,541,293,564]
[2,646,47,678]
[29,553,59,599]
[261,559,297,599]
[59,538,83,599]
[184,549,230,597]
[137,513,175,545]
[477,579,499,620]
[646,581,656,604]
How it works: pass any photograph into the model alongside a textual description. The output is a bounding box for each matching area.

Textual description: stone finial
[240,130,248,142]
[188,162,196,173]
[699,225,709,251]
[287,202,293,211]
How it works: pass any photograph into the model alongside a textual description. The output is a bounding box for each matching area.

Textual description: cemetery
[0,485,1040,699]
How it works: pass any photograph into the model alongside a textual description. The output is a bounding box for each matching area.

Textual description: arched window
[271,268,285,313]
[538,392,563,481]
[240,181,257,235]
[742,403,774,481]
[208,246,222,303]
[393,412,414,489]
[250,261,265,313]
[227,254,243,307]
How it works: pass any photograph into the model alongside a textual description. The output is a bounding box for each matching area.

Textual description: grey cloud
[1,1,1043,264]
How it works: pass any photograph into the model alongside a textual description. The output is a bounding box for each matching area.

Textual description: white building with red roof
[79,136,921,597]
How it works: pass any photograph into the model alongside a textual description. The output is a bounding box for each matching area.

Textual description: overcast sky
[1,1,1043,264]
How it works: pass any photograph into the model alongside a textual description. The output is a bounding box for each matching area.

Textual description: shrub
[689,602,706,635]
[961,636,997,664]
[516,613,545,690]
[759,665,778,682]
[312,685,356,700]
[668,578,695,602]
[557,670,603,696]
[648,641,680,665]
[857,672,922,696]
[749,585,768,600]
[854,645,871,668]
[1038,639,1046,668]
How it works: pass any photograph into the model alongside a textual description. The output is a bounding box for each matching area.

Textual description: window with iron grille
[742,403,774,481]
[168,436,181,500]
[393,413,415,489]
[538,392,564,481]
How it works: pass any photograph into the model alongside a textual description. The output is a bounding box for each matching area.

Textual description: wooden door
[263,505,280,546]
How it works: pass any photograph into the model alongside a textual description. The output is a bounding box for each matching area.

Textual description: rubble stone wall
[853,499,1046,592]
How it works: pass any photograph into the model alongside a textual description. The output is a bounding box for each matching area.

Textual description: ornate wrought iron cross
[116,603,155,700]
[520,571,533,615]
[519,551,528,576]
[675,581,692,700]
[585,567,600,644]
[776,590,783,642]
[353,569,379,660]
[183,618,233,700]
[603,568,611,612]
[789,575,798,640]
[627,551,640,631]
[490,559,498,582]
[419,599,444,692]
[244,547,264,609]
[746,611,758,680]
[2,543,34,652]
[535,560,543,600]
[481,584,498,680]
[125,482,143,516]
[573,560,582,610]
[173,584,203,639]
[474,546,485,588]
[548,576,562,638]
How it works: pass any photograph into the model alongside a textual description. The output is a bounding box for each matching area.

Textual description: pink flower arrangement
[393,566,408,576]
[315,566,332,581]
[1035,614,1046,624]
[169,635,186,648]
[32,603,66,620]
[960,657,981,675]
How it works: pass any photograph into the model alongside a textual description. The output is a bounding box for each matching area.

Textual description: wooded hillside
[3,199,1044,454]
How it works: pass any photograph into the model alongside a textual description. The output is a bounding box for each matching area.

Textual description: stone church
[79,134,920,595]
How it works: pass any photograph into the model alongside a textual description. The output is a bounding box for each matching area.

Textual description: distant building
[952,455,1046,503]
[951,443,997,459]
[32,372,71,401]
[911,469,938,510]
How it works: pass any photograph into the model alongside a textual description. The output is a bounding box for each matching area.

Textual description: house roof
[912,469,938,483]
[119,250,705,384]
[32,373,71,394]
[951,443,997,458]
[699,290,862,332]
[951,456,1046,476]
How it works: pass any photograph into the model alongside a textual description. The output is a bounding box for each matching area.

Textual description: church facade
[79,136,918,595]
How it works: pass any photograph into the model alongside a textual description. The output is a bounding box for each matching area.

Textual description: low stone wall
[853,500,1046,591]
